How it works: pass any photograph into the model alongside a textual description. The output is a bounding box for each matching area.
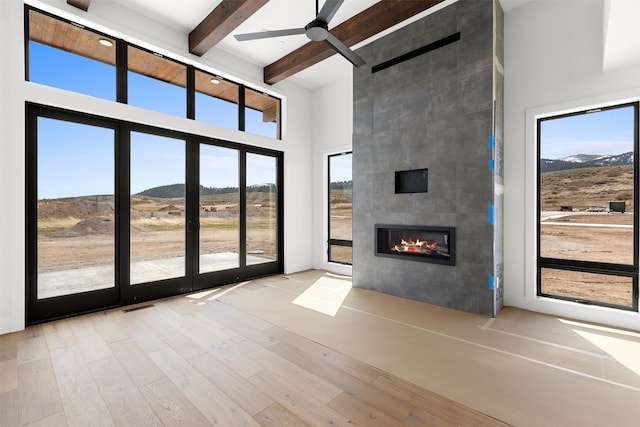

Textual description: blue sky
[32,41,281,199]
[330,153,352,183]
[38,118,114,200]
[38,123,279,199]
[540,105,635,159]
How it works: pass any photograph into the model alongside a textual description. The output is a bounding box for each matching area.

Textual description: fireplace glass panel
[375,225,455,265]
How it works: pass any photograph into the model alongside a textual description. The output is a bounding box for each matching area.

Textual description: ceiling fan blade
[317,0,343,24]
[325,32,365,67]
[234,27,305,41]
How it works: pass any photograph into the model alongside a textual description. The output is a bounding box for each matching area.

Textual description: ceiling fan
[234,0,366,67]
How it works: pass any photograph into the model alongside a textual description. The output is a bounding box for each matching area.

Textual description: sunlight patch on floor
[559,318,640,338]
[292,273,352,316]
[183,281,253,305]
[208,281,253,300]
[572,328,640,377]
[186,289,220,299]
[558,317,640,376]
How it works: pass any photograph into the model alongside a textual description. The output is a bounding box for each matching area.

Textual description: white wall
[504,0,640,331]
[0,0,27,334]
[311,65,354,276]
[0,0,314,334]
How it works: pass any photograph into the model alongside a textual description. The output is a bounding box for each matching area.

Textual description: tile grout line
[261,282,640,393]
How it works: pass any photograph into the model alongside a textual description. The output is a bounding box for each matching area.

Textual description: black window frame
[24,5,282,140]
[536,102,639,312]
[327,152,353,265]
[25,102,284,324]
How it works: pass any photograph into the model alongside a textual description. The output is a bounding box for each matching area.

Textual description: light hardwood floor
[0,275,510,426]
[217,270,640,427]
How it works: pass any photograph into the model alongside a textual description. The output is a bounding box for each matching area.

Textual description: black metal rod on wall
[371,32,461,74]
[186,65,195,120]
[238,85,246,132]
[116,38,127,104]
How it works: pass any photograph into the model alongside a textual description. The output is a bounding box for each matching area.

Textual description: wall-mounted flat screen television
[395,168,428,194]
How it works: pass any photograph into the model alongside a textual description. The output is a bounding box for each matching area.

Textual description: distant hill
[540,164,633,211]
[541,152,633,173]
[138,184,186,198]
[138,183,275,198]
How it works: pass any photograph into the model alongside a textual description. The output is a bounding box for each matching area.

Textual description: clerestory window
[26,7,282,140]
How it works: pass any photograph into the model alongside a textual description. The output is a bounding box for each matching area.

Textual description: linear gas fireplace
[375,224,455,265]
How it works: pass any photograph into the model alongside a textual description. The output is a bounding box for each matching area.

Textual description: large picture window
[537,102,639,311]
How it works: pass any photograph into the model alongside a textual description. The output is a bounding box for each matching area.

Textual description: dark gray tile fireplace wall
[352,0,503,316]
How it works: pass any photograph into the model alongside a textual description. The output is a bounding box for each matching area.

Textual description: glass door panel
[199,145,240,273]
[130,132,186,284]
[36,118,115,299]
[246,153,278,265]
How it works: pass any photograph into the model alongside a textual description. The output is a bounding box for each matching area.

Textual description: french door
[26,106,283,323]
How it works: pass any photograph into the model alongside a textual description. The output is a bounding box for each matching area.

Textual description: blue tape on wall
[488,274,494,290]
[488,203,494,225]
[488,134,494,151]
[488,159,494,171]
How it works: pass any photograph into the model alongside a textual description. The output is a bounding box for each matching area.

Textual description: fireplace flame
[392,238,439,254]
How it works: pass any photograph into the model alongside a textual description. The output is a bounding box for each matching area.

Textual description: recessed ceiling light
[98,39,113,47]
[210,78,220,84]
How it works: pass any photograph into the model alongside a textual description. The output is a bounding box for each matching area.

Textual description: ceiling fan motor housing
[305,20,329,41]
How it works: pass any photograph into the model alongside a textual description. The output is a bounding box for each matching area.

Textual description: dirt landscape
[37,191,277,276]
[329,188,353,264]
[540,214,633,264]
[539,164,633,212]
[539,164,635,307]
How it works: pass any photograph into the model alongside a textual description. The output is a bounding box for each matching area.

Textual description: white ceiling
[106,0,636,89]
[105,0,384,89]
[603,0,640,71]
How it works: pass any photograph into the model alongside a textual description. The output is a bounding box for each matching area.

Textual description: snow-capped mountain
[590,152,634,166]
[559,154,606,163]
[541,152,634,172]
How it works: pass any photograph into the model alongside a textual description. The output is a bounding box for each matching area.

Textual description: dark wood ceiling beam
[264,0,445,85]
[67,0,91,11]
[190,0,269,57]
